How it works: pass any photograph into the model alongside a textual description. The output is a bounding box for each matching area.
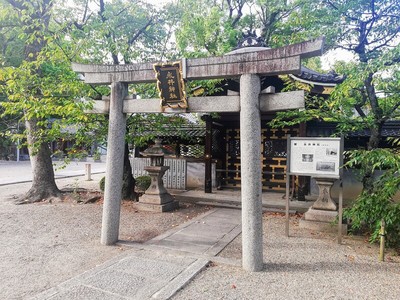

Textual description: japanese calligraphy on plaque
[153,61,187,111]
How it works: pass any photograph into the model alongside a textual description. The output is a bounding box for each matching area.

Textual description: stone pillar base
[312,177,337,211]
[299,207,347,234]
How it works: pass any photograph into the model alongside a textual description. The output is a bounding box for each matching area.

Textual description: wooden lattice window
[264,140,287,158]
[180,144,204,158]
[228,139,240,157]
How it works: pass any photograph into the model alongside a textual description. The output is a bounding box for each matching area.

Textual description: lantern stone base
[137,164,179,212]
[138,186,179,212]
[299,207,347,234]
[138,194,179,212]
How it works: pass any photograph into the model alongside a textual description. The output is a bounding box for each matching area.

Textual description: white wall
[187,162,216,188]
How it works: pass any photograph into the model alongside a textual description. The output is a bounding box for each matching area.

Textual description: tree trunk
[362,124,383,193]
[17,119,61,204]
[122,143,136,200]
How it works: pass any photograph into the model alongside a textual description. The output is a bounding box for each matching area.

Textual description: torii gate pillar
[240,74,263,271]
[101,82,128,245]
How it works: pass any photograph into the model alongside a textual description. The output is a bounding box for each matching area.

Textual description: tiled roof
[292,66,346,85]
[135,125,206,138]
[307,121,400,137]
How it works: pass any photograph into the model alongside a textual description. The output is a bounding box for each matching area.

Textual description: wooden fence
[130,158,187,190]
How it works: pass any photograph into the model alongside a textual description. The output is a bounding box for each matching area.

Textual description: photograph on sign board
[302,154,314,162]
[326,148,338,156]
[316,161,335,172]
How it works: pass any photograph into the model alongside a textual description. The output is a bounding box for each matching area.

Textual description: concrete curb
[144,208,218,244]
[0,172,105,187]
[205,224,242,256]
[151,258,210,300]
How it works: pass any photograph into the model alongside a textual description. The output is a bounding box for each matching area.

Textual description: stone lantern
[138,139,179,212]
[142,139,167,167]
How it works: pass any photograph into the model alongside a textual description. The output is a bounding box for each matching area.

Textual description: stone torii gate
[72,37,324,272]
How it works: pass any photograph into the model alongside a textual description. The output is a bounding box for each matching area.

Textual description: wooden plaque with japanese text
[153,62,187,111]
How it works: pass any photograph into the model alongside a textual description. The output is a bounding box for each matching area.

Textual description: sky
[322,49,354,70]
[143,0,173,6]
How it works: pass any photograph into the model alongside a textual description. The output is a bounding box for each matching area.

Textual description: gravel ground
[173,214,400,300]
[2,173,400,300]
[0,174,210,300]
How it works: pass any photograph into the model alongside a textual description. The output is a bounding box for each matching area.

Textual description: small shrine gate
[72,37,324,272]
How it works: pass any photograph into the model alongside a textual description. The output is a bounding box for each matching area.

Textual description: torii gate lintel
[72,37,324,84]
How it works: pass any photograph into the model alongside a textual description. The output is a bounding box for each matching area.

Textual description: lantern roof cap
[140,139,173,157]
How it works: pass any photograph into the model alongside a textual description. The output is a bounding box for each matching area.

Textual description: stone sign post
[312,177,337,211]
[72,37,324,271]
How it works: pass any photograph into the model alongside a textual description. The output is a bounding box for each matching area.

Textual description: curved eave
[289,65,345,95]
[289,74,338,87]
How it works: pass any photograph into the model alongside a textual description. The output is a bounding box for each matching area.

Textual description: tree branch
[5,0,25,10]
[89,85,103,100]
[226,0,233,19]
[366,28,400,51]
[354,105,367,118]
[383,102,400,121]
[128,18,154,46]
[324,0,360,22]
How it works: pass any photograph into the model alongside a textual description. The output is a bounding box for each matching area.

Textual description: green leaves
[126,112,191,147]
[61,0,168,64]
[175,0,232,56]
[345,148,400,173]
[0,0,99,154]
[343,147,400,246]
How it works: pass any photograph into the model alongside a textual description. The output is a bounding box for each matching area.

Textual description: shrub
[135,175,151,192]
[344,148,400,247]
[99,176,136,200]
[99,176,105,192]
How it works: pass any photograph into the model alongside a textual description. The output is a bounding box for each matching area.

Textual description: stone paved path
[146,208,241,256]
[30,208,242,300]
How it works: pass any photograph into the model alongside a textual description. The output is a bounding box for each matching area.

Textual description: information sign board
[289,137,341,177]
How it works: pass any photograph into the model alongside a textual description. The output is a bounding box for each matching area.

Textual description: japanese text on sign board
[153,62,187,111]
